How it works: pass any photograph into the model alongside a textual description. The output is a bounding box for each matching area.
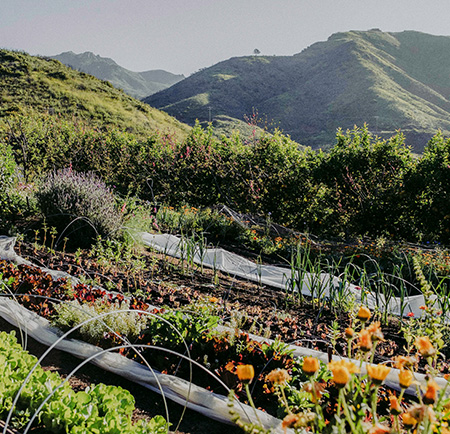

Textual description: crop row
[1,252,450,433]
[0,329,167,433]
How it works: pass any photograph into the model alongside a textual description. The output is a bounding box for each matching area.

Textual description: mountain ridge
[50,51,185,99]
[145,30,450,151]
[0,48,190,140]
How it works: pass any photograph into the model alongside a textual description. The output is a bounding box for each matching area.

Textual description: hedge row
[2,114,450,242]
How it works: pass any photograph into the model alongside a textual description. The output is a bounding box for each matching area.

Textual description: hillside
[0,49,190,140]
[50,51,184,99]
[146,30,450,151]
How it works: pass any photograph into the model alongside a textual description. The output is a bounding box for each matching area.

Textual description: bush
[0,138,20,232]
[35,168,122,247]
[404,132,450,242]
[0,139,17,198]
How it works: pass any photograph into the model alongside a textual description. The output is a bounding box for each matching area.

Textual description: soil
[0,239,433,433]
[13,240,406,363]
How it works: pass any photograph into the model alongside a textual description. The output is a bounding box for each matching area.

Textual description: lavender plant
[35,168,122,247]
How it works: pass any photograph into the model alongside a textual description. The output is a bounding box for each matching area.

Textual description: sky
[1,0,450,76]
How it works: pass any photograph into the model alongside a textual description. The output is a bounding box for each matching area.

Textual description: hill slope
[0,49,190,140]
[50,51,184,99]
[145,30,450,151]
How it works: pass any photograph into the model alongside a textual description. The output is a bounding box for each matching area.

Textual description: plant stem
[340,387,357,433]
[245,383,262,427]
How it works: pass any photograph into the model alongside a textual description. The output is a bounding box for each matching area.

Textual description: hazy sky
[1,0,450,76]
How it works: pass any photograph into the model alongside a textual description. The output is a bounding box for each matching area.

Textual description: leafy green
[0,331,168,433]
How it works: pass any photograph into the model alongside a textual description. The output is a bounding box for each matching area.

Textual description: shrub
[35,168,122,247]
[0,143,16,191]
[404,132,450,242]
[0,138,21,231]
[316,126,413,238]
[0,138,17,201]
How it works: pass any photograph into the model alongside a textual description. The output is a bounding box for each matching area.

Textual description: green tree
[404,131,450,242]
[316,125,413,238]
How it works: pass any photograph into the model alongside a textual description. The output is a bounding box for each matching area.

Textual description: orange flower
[402,412,418,429]
[328,364,350,388]
[357,306,371,322]
[303,382,325,404]
[423,379,439,405]
[358,329,373,352]
[366,321,384,342]
[345,327,354,338]
[282,414,301,433]
[265,368,291,385]
[367,364,391,385]
[302,357,320,376]
[393,355,417,370]
[415,336,436,358]
[328,359,360,374]
[390,395,402,415]
[398,369,414,389]
[236,364,255,383]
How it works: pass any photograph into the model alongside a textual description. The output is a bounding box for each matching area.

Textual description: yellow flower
[367,364,391,385]
[358,329,373,352]
[415,336,436,358]
[357,306,371,322]
[398,369,414,389]
[236,364,254,383]
[265,368,291,385]
[302,357,320,376]
[423,379,439,405]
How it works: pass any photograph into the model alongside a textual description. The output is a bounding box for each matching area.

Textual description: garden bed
[1,236,450,433]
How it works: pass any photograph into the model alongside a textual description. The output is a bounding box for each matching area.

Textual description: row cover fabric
[140,232,449,394]
[0,236,288,432]
[0,297,287,431]
[1,235,448,427]
[140,233,429,317]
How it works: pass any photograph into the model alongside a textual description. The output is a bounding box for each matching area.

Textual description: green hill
[145,30,450,151]
[50,51,185,99]
[0,49,190,140]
